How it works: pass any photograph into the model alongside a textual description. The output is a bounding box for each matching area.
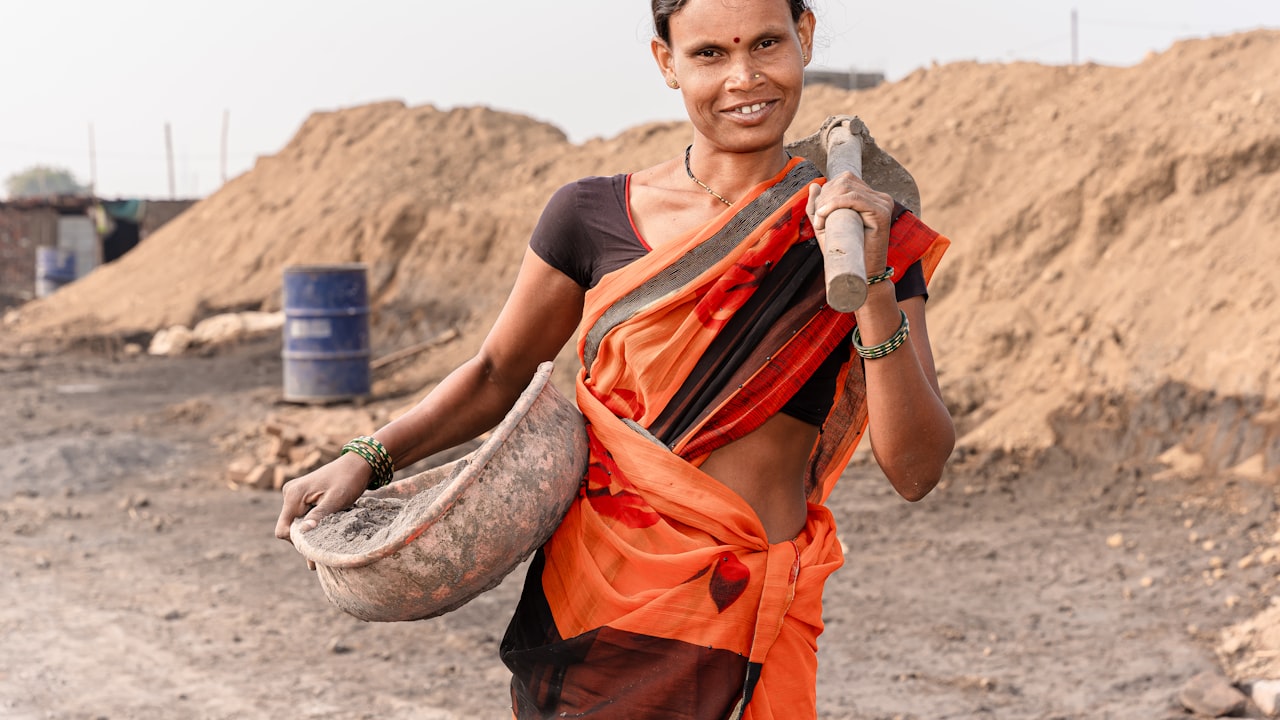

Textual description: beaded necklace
[683,144,733,207]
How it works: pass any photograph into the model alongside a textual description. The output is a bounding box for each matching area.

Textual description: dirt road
[2,337,1276,719]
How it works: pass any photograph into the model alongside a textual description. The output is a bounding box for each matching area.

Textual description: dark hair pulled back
[651,0,812,43]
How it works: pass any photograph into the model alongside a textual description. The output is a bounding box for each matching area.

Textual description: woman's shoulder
[538,174,630,231]
[532,174,642,289]
[549,174,627,205]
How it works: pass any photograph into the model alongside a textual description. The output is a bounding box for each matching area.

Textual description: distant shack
[0,196,195,310]
[804,68,886,92]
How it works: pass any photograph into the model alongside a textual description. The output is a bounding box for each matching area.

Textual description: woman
[276,0,953,717]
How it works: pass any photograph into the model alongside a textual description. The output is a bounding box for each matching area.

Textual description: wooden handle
[823,127,867,313]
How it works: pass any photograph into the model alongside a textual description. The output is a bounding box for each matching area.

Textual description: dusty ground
[1,26,1277,720]
[2,336,1277,720]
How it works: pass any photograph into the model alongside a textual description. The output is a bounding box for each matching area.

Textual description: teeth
[738,103,767,114]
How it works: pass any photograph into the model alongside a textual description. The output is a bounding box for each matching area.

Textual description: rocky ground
[2,335,1277,719]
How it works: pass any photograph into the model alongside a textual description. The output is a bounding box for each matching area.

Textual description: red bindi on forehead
[733,37,741,43]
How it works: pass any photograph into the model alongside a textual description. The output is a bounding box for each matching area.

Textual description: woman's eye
[758,39,779,50]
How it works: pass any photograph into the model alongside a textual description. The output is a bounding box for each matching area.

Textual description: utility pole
[220,109,230,186]
[165,122,176,199]
[1072,9,1079,65]
[88,122,97,197]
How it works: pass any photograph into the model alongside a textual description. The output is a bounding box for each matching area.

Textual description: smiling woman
[276,1,954,718]
[653,0,814,166]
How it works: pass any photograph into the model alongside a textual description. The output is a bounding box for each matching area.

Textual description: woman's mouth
[725,100,775,121]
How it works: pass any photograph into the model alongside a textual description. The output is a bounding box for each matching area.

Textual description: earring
[668,78,680,89]
[803,53,810,63]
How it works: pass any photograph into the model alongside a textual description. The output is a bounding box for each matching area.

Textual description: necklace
[684,144,733,207]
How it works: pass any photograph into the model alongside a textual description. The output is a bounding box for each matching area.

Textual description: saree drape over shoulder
[501,158,949,719]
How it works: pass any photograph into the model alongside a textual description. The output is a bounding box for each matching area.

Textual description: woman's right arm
[274,247,585,540]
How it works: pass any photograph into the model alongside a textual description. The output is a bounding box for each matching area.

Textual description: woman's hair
[651,0,812,43]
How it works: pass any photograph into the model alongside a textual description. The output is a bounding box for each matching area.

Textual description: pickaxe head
[786,115,921,216]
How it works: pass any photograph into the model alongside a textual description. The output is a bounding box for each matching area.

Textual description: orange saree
[501,157,949,719]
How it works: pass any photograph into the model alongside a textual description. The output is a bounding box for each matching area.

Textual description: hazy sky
[2,0,1276,199]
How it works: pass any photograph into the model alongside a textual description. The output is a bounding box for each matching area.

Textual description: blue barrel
[35,247,76,298]
[282,264,372,403]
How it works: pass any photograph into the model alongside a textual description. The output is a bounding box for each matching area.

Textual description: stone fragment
[268,434,289,461]
[244,464,274,491]
[272,465,289,492]
[148,325,193,356]
[1178,671,1247,717]
[226,457,254,485]
[300,449,328,473]
[1248,679,1280,717]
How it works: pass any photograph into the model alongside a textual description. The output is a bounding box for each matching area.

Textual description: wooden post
[165,122,176,199]
[88,122,97,197]
[221,109,230,186]
[1072,9,1079,65]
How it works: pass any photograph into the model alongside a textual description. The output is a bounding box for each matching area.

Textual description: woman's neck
[682,142,792,207]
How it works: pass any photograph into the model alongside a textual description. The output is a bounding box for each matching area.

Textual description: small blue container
[282,264,372,403]
[35,247,76,298]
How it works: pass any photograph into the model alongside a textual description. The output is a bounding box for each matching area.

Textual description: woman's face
[654,0,814,154]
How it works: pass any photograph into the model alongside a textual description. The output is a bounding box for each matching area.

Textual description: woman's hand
[272,247,585,558]
[274,451,371,544]
[805,172,895,275]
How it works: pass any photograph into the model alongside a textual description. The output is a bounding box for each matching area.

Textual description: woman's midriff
[697,412,820,543]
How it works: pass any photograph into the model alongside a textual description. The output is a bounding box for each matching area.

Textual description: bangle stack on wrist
[853,309,910,360]
[866,265,895,286]
[341,435,396,490]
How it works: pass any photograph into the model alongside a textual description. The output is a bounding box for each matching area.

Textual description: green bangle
[356,436,395,488]
[350,439,390,475]
[867,266,895,285]
[342,435,395,490]
[351,435,392,469]
[853,309,910,360]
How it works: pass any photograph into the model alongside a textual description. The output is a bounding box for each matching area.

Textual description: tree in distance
[5,166,89,199]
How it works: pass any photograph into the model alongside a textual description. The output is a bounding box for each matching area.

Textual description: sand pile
[9,30,1280,477]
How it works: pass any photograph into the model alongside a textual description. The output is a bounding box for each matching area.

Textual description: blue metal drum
[282,264,372,403]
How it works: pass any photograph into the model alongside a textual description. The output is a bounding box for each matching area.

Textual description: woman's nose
[725,57,764,90]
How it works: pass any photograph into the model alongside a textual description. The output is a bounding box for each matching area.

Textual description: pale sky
[2,0,1276,199]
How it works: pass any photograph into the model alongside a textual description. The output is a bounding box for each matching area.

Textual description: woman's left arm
[807,174,955,501]
[855,289,955,501]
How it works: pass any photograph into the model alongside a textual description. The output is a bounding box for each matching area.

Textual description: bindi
[733,37,740,43]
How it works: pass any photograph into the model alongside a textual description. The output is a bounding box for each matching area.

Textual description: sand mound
[9,30,1280,478]
[1219,603,1280,680]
